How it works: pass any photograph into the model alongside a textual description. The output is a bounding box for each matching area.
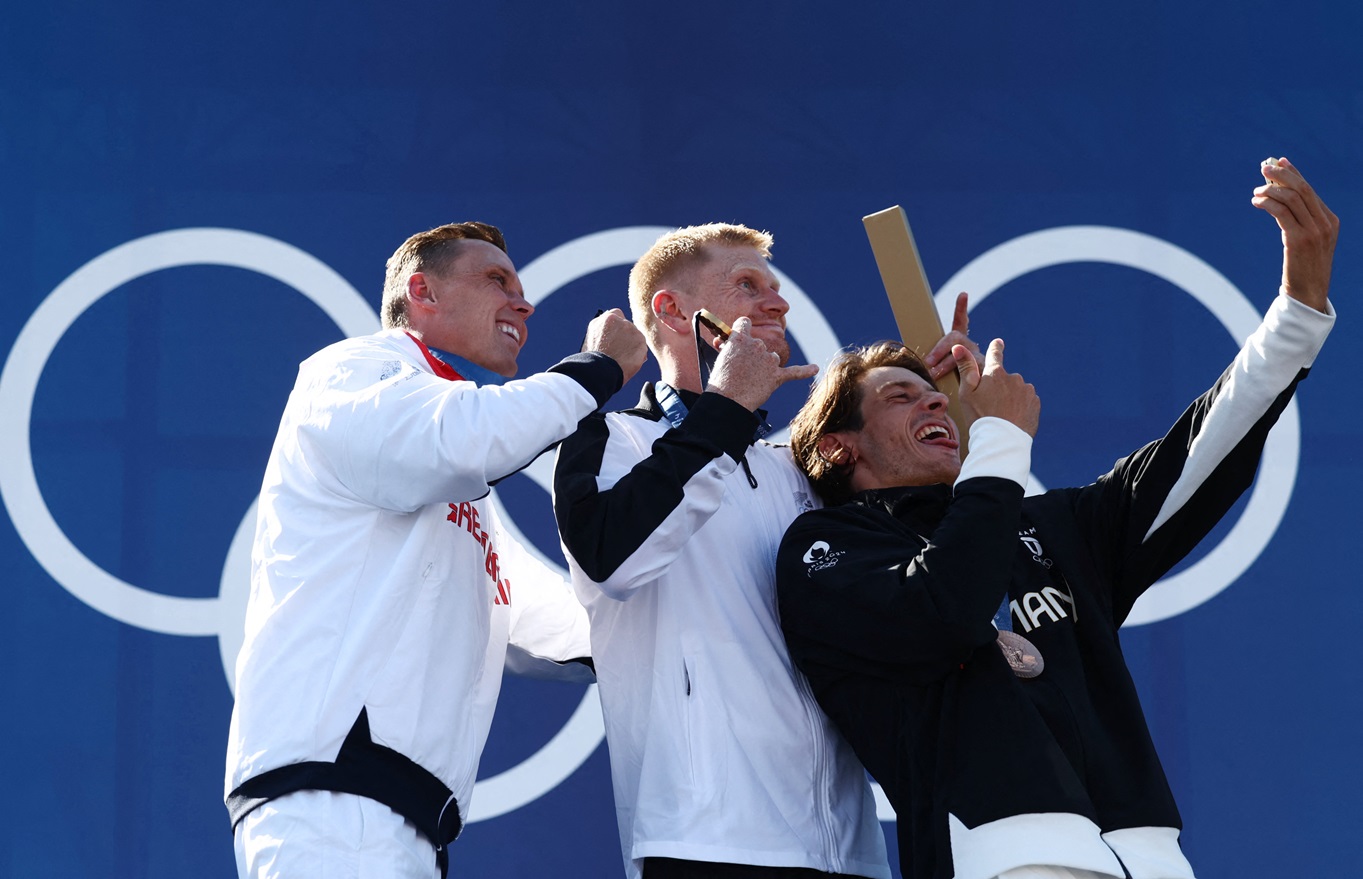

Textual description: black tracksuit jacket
[775,295,1330,879]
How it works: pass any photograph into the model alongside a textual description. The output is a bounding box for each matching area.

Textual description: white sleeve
[289,341,598,512]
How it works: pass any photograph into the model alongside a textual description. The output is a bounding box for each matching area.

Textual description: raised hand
[923,291,984,383]
[583,308,648,384]
[1253,157,1338,314]
[954,338,1039,437]
[706,317,819,412]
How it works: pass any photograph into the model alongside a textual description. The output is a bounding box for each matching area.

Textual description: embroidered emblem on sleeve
[803,540,845,575]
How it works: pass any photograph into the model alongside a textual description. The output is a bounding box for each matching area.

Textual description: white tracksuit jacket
[226,329,616,834]
[553,387,891,879]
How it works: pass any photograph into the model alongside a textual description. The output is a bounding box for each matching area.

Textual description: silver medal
[996,630,1044,679]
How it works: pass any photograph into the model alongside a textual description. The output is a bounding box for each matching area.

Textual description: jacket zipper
[750,454,841,870]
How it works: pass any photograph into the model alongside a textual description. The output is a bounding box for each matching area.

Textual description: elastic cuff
[1273,290,1336,368]
[548,353,624,409]
[955,417,1032,490]
[682,392,762,461]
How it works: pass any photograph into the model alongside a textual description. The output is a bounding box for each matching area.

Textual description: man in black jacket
[774,159,1337,879]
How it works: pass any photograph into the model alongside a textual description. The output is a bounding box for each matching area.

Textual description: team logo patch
[1010,527,1078,631]
[1019,529,1054,569]
[803,540,830,563]
[380,360,402,380]
[803,539,844,574]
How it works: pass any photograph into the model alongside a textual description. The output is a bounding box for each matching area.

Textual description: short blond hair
[380,222,507,330]
[627,223,773,342]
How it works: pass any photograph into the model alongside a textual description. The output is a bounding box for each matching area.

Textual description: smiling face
[409,239,531,377]
[837,365,962,490]
[672,243,791,364]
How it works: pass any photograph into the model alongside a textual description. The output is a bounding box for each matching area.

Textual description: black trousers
[643,858,872,879]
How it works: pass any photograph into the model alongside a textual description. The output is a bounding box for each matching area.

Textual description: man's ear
[817,433,855,466]
[651,290,690,336]
[408,272,437,310]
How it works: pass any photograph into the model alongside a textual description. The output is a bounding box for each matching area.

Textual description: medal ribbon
[424,346,508,387]
[656,382,772,442]
[993,598,1013,633]
[404,332,509,387]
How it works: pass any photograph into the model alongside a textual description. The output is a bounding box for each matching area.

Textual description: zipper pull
[740,456,758,489]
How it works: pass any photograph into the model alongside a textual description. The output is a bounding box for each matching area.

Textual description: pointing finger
[950,292,970,335]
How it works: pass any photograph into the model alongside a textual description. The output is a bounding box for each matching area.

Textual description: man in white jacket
[226,221,645,879]
[551,223,976,879]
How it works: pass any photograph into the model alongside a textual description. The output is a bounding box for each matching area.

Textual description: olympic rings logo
[0,224,1300,824]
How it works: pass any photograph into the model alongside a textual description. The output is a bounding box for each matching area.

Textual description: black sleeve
[552,392,758,588]
[1073,364,1307,624]
[546,352,625,410]
[776,477,1025,685]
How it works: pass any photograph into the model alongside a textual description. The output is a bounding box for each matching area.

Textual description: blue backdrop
[2,3,1359,877]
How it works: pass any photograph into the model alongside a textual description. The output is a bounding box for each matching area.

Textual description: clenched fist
[583,308,648,384]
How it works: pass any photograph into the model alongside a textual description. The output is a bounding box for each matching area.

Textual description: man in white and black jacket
[552,223,962,879]
[774,159,1337,879]
[226,222,646,879]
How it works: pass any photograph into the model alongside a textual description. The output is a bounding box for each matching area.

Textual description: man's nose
[762,286,789,315]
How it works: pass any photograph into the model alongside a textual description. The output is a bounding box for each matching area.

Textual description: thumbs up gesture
[954,338,1040,438]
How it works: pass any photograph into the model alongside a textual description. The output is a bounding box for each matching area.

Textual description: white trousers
[234,789,440,879]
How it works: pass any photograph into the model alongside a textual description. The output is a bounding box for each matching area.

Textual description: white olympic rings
[0,228,375,639]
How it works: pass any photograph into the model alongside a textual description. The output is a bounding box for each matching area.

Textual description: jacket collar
[632,381,703,416]
[853,483,954,527]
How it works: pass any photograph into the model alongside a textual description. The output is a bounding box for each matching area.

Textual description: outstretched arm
[1081,158,1337,621]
